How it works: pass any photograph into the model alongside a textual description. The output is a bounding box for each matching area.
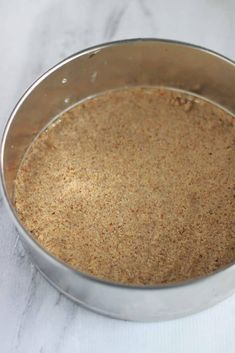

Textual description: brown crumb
[14,87,235,285]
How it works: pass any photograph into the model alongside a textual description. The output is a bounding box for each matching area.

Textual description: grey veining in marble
[0,0,235,352]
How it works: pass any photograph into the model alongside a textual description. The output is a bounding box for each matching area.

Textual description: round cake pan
[1,39,235,321]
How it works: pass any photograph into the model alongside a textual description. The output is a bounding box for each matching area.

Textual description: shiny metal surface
[1,39,235,321]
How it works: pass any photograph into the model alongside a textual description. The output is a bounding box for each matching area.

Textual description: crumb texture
[15,87,235,285]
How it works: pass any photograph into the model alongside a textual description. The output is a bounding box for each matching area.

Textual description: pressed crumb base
[15,87,235,285]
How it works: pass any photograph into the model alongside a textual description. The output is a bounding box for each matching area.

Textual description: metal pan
[1,39,235,321]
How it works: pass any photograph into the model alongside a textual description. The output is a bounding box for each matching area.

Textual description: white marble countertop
[1,1,235,352]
